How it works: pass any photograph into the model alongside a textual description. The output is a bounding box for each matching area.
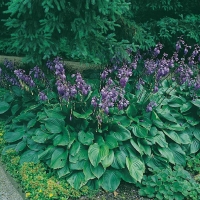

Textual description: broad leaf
[158,147,175,164]
[110,124,131,141]
[163,130,181,144]
[19,150,39,164]
[100,170,121,192]
[132,124,148,138]
[83,161,96,181]
[91,164,105,179]
[190,138,200,154]
[101,150,114,168]
[88,143,109,167]
[112,115,131,127]
[151,111,164,128]
[73,109,93,119]
[130,139,143,155]
[126,104,138,119]
[27,118,37,129]
[0,101,10,114]
[57,164,70,178]
[126,156,145,182]
[169,143,186,166]
[67,172,86,190]
[32,129,49,143]
[78,130,94,145]
[44,118,64,133]
[70,140,81,156]
[180,102,192,113]
[50,148,68,169]
[105,135,118,149]
[15,141,26,152]
[111,149,127,169]
[191,99,200,108]
[4,127,25,143]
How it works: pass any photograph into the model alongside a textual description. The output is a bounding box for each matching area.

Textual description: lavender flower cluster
[14,69,35,88]
[29,66,45,79]
[51,57,91,101]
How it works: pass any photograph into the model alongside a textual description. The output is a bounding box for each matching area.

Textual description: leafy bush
[138,166,200,200]
[186,153,200,175]
[0,40,200,192]
[1,0,200,64]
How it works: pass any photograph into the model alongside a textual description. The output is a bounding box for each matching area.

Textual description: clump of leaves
[187,153,200,174]
[138,166,200,200]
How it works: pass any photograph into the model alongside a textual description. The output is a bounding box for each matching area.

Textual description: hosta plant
[138,166,200,200]
[0,39,200,192]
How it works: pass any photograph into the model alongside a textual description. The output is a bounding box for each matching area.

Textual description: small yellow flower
[25,192,31,198]
[39,189,42,193]
[49,193,53,198]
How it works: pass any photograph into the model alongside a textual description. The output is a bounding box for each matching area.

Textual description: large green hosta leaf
[126,156,145,182]
[151,111,164,128]
[163,130,181,144]
[57,164,70,178]
[88,143,109,167]
[105,135,118,149]
[101,150,114,168]
[78,130,94,145]
[0,101,10,114]
[67,171,87,190]
[73,109,93,119]
[110,123,131,141]
[112,115,132,127]
[100,170,121,192]
[169,143,186,166]
[4,128,25,143]
[190,138,200,154]
[19,150,39,164]
[158,147,175,164]
[111,149,127,169]
[132,124,148,138]
[50,148,68,169]
[126,104,138,119]
[83,161,96,181]
[32,129,49,144]
[91,164,105,179]
[53,127,70,146]
[44,118,65,133]
[145,155,168,171]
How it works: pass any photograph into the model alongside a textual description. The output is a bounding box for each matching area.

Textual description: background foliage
[0,0,200,64]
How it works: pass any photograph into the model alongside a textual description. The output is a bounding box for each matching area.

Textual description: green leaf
[15,141,26,152]
[11,104,20,115]
[0,101,10,114]
[88,143,109,167]
[110,124,131,141]
[130,139,143,155]
[101,150,114,168]
[73,109,93,119]
[132,124,148,138]
[83,161,96,181]
[67,171,86,190]
[91,164,105,179]
[27,118,37,129]
[38,146,56,160]
[78,130,94,145]
[70,160,86,170]
[57,164,70,178]
[45,108,66,120]
[184,116,199,126]
[151,111,164,128]
[126,104,138,119]
[100,170,121,192]
[44,118,64,133]
[169,143,186,166]
[158,112,177,123]
[32,129,49,143]
[4,128,25,143]
[12,86,22,96]
[163,130,181,144]
[112,115,131,127]
[145,155,168,171]
[111,149,127,169]
[19,150,39,164]
[1,144,17,155]
[168,96,184,107]
[13,112,36,122]
[154,131,168,148]
[190,138,200,154]
[179,132,191,144]
[193,127,200,141]
[180,102,192,113]
[158,147,175,164]
[126,156,145,182]
[50,148,68,169]
[70,141,81,156]
[105,135,118,149]
[191,99,200,108]
[165,123,185,131]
